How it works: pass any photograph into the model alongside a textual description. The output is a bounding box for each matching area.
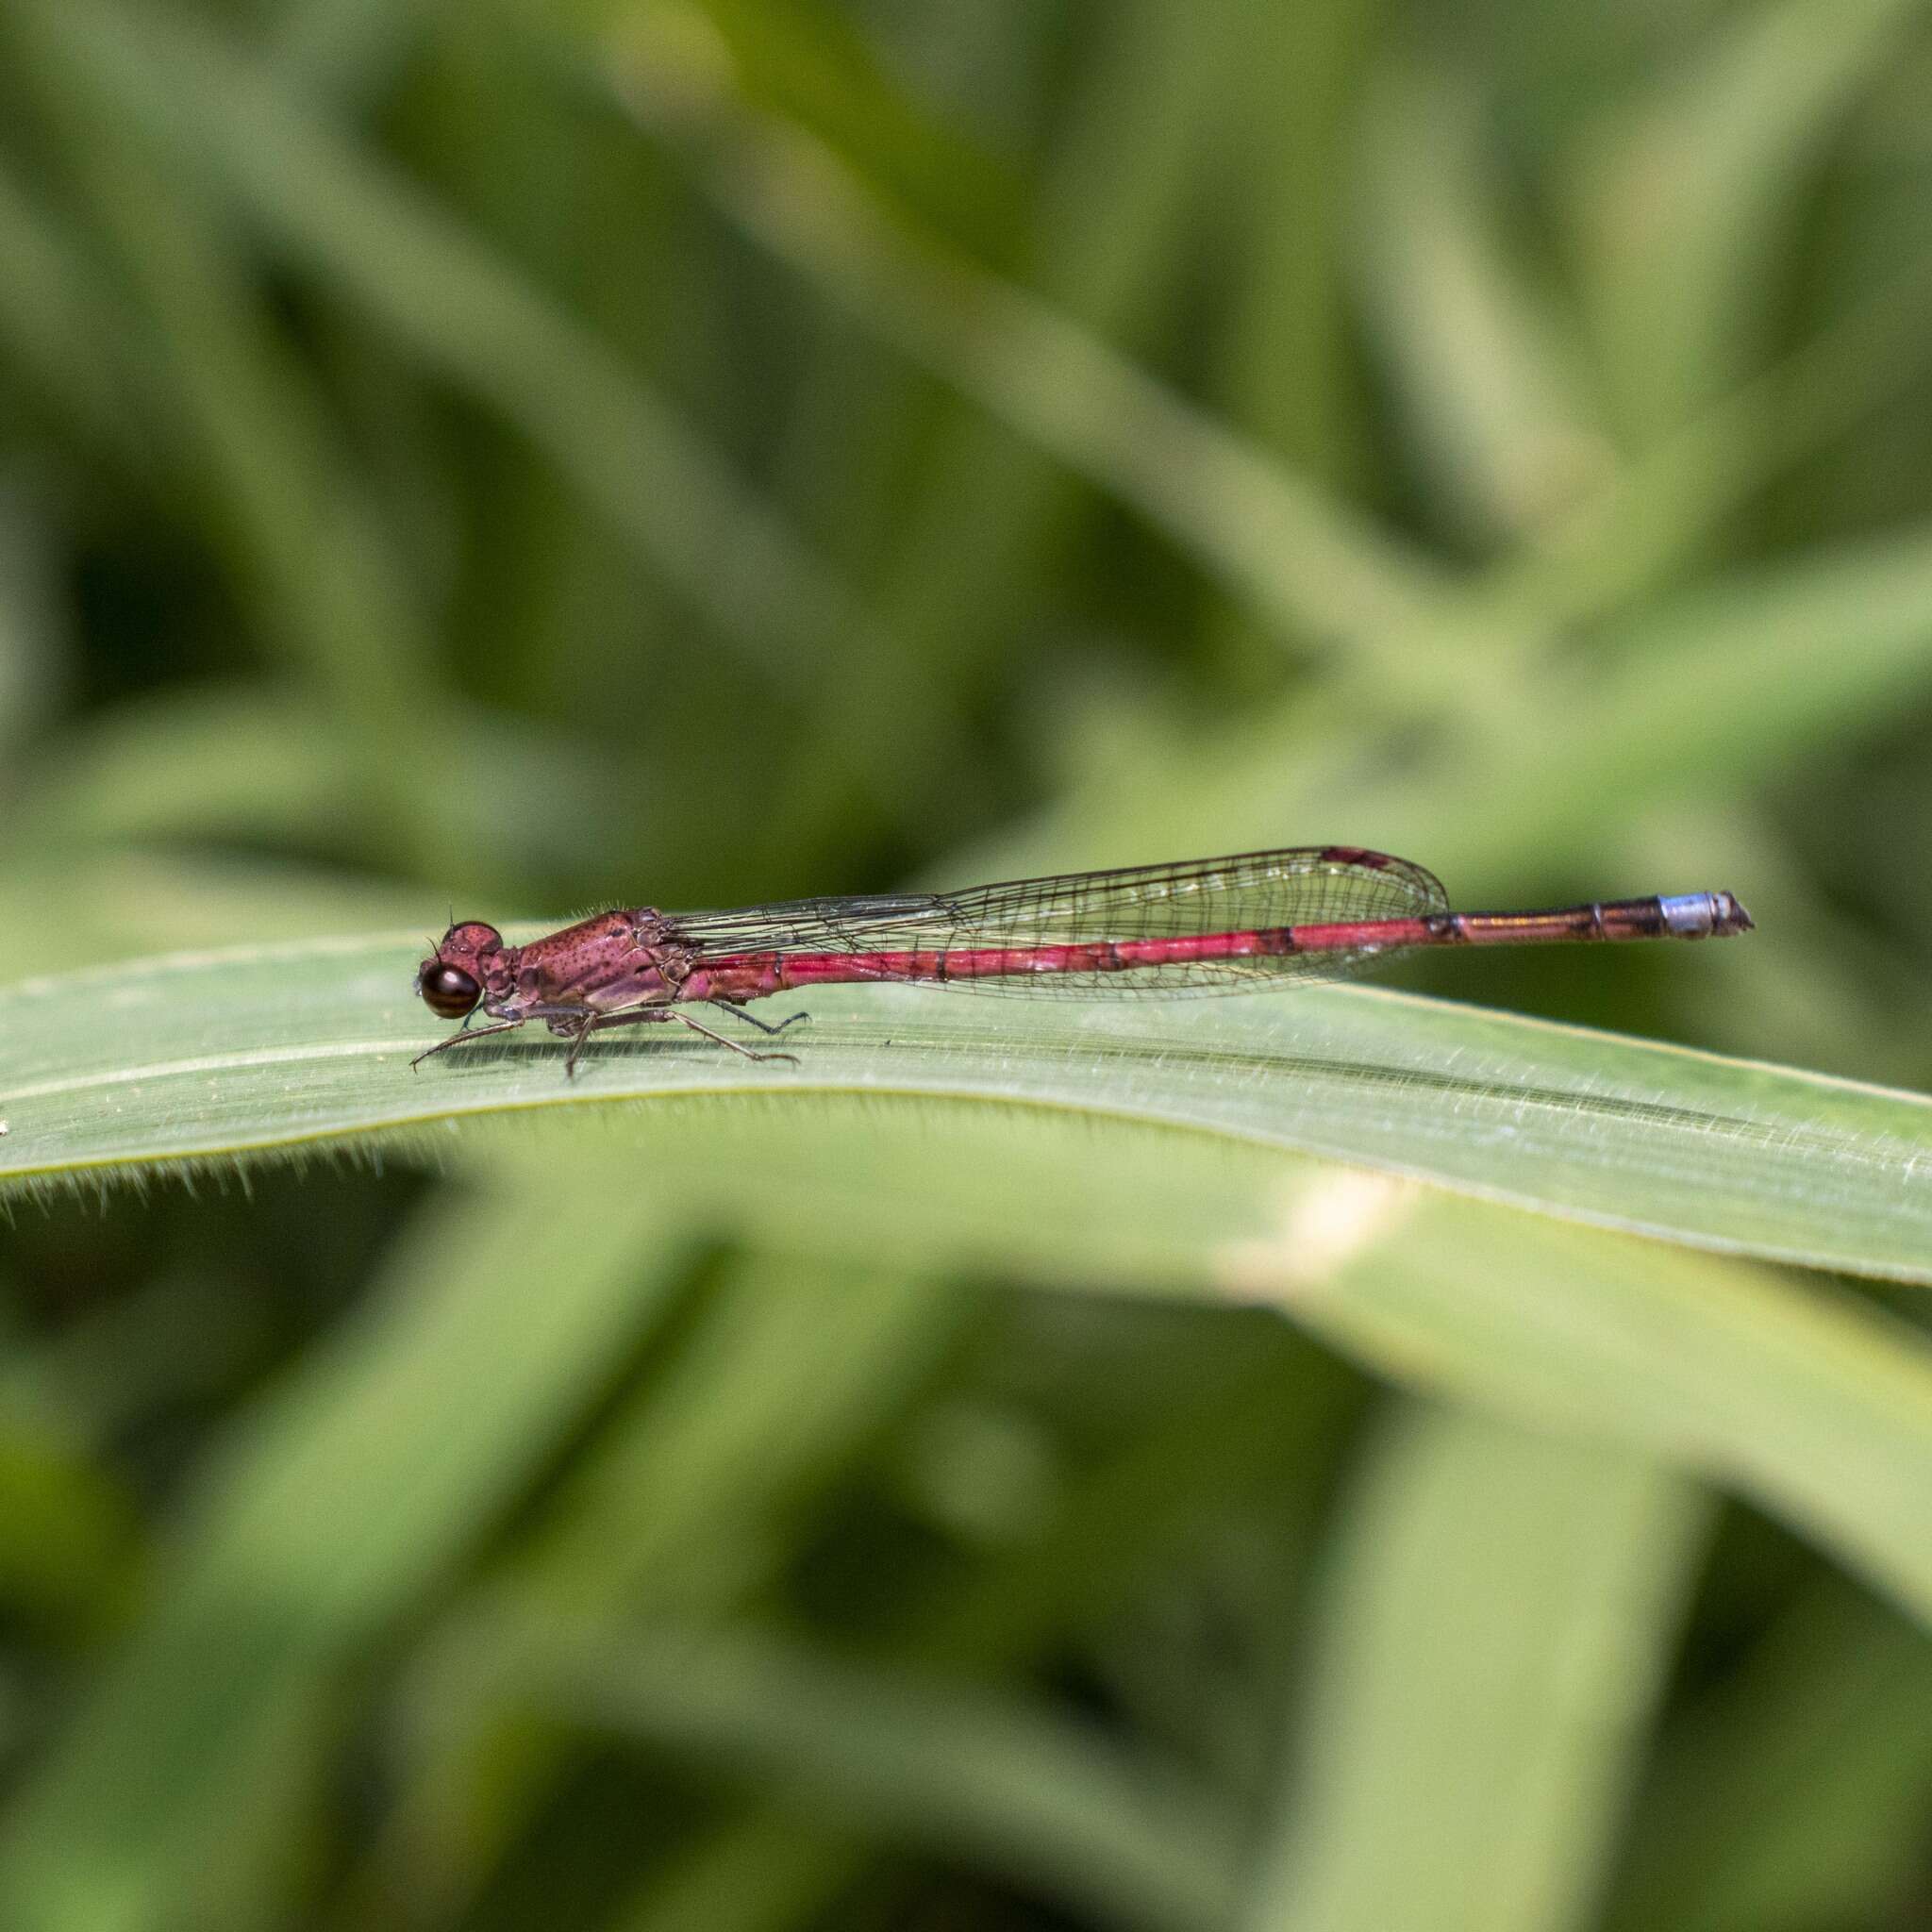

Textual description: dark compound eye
[419,962,481,1020]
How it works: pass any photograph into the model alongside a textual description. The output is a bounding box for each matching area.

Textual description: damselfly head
[415,921,508,1019]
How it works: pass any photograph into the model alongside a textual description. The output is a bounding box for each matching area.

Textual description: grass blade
[0,1173,682,1932]
[1245,1407,1704,1932]
[2,936,1927,1281]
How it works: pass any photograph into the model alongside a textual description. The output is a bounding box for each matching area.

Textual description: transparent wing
[671,847,1447,997]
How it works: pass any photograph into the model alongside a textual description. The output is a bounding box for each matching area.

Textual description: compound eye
[419,963,481,1019]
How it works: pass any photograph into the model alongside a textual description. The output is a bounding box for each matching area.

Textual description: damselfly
[413,846,1752,1074]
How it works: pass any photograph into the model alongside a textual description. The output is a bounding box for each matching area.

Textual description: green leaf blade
[2,936,1927,1283]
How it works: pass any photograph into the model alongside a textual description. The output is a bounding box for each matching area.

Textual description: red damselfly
[412,846,1752,1074]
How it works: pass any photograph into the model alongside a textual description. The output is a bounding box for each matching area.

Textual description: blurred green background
[2,0,1931,1927]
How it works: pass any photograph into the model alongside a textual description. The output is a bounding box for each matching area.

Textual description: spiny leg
[562,1004,798,1068]
[412,1018,527,1070]
[562,1008,634,1077]
[708,1001,809,1039]
[669,1009,798,1064]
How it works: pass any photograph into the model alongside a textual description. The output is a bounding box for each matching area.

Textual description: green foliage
[0,1,1929,1930]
